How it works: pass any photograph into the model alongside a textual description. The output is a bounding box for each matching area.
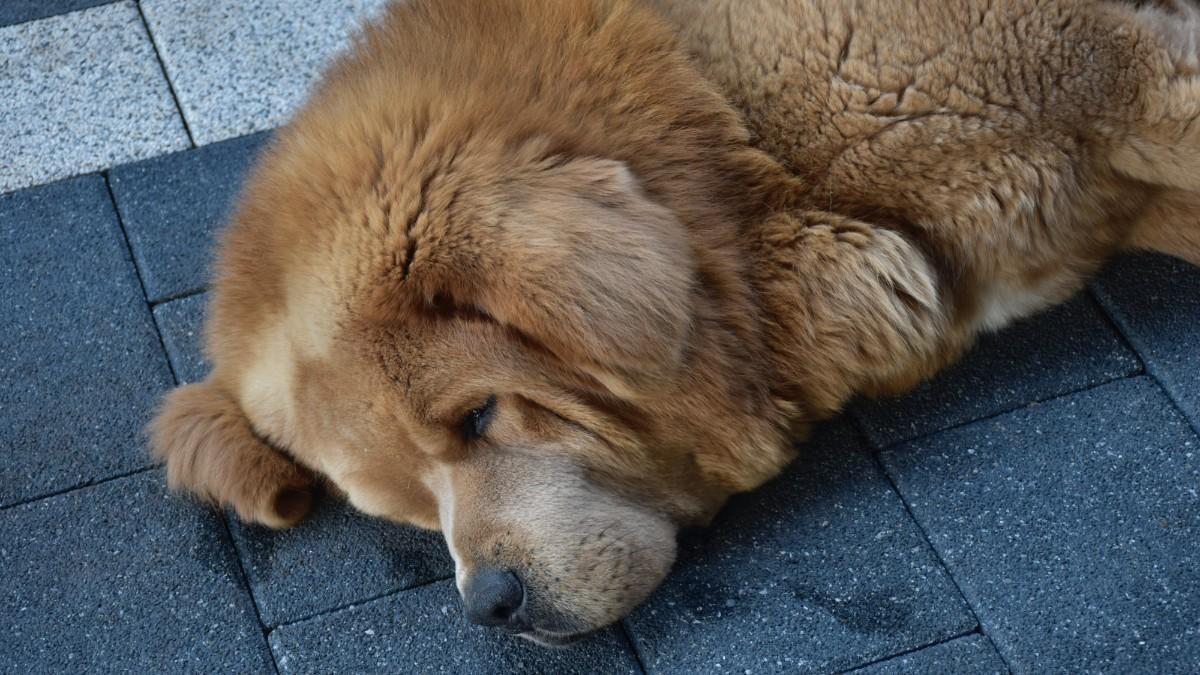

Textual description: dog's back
[653,0,1200,406]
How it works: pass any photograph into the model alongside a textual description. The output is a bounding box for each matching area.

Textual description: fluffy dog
[149,0,1200,645]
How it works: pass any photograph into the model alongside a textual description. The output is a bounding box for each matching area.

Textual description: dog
[149,0,1200,646]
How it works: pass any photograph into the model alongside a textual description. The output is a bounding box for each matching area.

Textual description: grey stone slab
[109,132,271,302]
[0,176,173,507]
[849,635,1007,674]
[140,0,389,145]
[0,0,117,27]
[0,471,273,673]
[228,493,455,627]
[0,2,189,193]
[269,579,640,674]
[153,292,208,384]
[855,294,1140,448]
[1094,253,1200,434]
[882,377,1200,672]
[625,421,976,674]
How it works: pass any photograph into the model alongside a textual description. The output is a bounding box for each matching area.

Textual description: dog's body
[656,0,1200,414]
[150,0,1200,644]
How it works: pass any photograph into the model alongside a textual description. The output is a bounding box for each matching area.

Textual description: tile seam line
[0,0,123,30]
[1090,284,1200,439]
[1085,286,1149,374]
[151,286,209,307]
[870,452,1016,675]
[108,174,288,670]
[0,465,157,512]
[116,166,280,675]
[1132,354,1200,439]
[871,371,1146,454]
[831,627,983,674]
[103,172,180,384]
[618,620,649,675]
[268,574,456,631]
[134,0,197,148]
[113,154,279,675]
[216,510,282,675]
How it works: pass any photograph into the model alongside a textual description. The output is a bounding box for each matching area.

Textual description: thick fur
[148,0,1200,644]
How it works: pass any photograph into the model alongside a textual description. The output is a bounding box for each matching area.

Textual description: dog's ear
[148,380,315,528]
[478,157,696,397]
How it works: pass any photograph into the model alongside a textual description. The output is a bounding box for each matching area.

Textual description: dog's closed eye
[460,395,498,440]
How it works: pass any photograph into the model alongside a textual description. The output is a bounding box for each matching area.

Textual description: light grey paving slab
[140,0,389,145]
[0,2,189,193]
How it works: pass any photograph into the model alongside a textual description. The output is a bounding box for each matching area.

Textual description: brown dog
[149,0,1200,645]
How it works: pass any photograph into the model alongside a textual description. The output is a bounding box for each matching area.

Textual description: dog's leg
[1127,189,1200,266]
[1107,2,1200,266]
[1108,0,1200,190]
[148,380,316,528]
[748,210,956,418]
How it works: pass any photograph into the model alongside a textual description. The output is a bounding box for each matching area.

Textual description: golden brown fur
[148,0,1200,644]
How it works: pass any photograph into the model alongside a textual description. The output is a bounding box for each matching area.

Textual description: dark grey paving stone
[268,580,640,674]
[882,377,1200,672]
[0,471,273,673]
[109,131,271,302]
[1094,253,1200,434]
[849,635,1007,674]
[228,493,455,627]
[0,0,116,27]
[153,292,208,384]
[625,421,975,674]
[0,175,173,507]
[855,294,1140,448]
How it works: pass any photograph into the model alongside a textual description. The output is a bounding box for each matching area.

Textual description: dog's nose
[462,568,526,628]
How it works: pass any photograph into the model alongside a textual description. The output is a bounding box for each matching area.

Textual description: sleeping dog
[151,0,1200,645]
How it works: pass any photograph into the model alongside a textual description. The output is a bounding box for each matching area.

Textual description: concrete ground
[2,1,1198,673]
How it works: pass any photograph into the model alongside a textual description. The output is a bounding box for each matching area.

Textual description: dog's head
[150,0,796,645]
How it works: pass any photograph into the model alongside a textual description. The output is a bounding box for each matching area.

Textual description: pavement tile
[228,493,455,627]
[625,421,975,674]
[849,635,1007,674]
[110,132,271,302]
[855,294,1140,448]
[0,2,189,193]
[140,0,389,145]
[0,471,273,673]
[0,0,117,27]
[882,377,1200,672]
[153,292,208,384]
[0,176,173,507]
[1093,253,1200,434]
[269,579,640,674]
